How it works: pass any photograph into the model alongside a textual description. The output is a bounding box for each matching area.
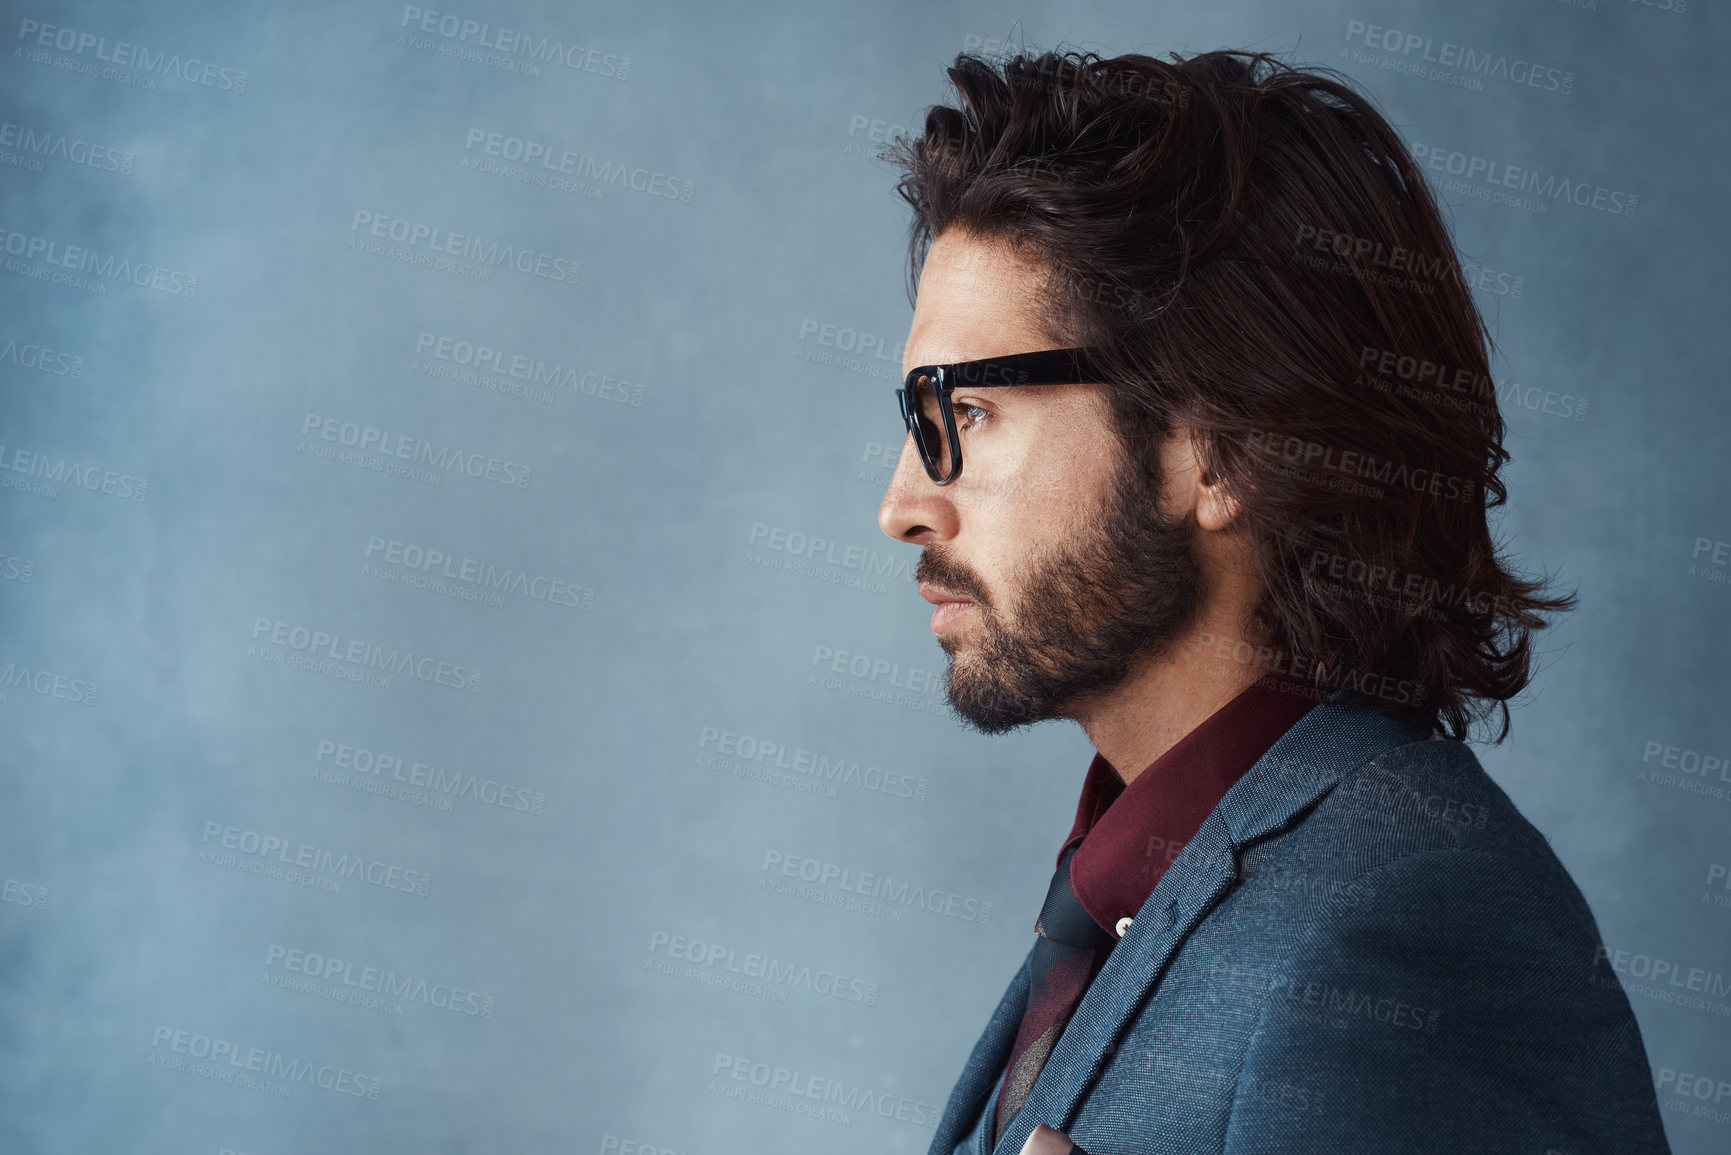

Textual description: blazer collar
[991,693,1432,1154]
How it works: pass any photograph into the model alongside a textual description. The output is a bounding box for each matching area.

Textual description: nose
[879,434,958,544]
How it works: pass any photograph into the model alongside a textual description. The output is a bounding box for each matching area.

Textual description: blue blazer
[930,697,1671,1154]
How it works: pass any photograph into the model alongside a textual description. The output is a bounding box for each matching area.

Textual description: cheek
[956,396,1119,553]
[1013,424,1117,532]
[958,510,1016,596]
[956,490,1059,608]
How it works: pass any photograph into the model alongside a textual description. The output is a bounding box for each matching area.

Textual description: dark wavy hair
[888,49,1573,742]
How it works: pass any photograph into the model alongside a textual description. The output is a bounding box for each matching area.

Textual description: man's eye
[955,404,990,431]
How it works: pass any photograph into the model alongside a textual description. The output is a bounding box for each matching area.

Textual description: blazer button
[1115,916,1133,937]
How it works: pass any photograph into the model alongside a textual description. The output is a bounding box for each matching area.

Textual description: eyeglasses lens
[909,373,951,479]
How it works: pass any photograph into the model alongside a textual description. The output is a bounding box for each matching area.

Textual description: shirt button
[1115,916,1133,937]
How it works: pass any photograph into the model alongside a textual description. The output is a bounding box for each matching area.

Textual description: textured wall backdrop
[0,0,1726,1152]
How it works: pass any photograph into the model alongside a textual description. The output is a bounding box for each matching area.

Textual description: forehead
[903,231,1060,375]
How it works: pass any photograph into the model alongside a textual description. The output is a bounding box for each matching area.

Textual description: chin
[944,672,1055,734]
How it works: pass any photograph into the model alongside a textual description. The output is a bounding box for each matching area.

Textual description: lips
[921,583,978,634]
[919,583,974,608]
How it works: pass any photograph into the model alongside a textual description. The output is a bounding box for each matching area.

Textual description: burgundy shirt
[1060,673,1318,938]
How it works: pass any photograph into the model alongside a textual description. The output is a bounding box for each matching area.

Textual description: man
[874,50,1670,1154]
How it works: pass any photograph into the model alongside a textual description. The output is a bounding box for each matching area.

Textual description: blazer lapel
[991,697,1432,1154]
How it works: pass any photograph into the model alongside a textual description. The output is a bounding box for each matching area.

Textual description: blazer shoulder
[1220,841,1671,1155]
[1245,735,1604,943]
[1220,743,1669,1154]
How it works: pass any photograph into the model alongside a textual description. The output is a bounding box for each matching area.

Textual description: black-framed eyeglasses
[896,347,1110,485]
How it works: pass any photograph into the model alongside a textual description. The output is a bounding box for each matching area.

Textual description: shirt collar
[1061,673,1318,937]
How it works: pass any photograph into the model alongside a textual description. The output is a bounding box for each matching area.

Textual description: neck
[1071,616,1275,786]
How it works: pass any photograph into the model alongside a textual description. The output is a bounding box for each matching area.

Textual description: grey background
[0,0,1726,1152]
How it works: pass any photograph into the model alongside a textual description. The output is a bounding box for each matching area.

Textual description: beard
[916,448,1205,734]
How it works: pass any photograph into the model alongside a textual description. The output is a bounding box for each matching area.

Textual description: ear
[1176,429,1241,532]
[1194,466,1242,532]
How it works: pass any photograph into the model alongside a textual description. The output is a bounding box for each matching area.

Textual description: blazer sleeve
[1220,847,1672,1155]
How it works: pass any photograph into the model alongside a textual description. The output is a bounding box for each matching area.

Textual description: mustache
[915,545,991,609]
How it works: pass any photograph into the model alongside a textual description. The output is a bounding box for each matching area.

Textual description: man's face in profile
[878,231,1206,734]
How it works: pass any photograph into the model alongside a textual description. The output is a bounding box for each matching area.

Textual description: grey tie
[993,844,1116,1145]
